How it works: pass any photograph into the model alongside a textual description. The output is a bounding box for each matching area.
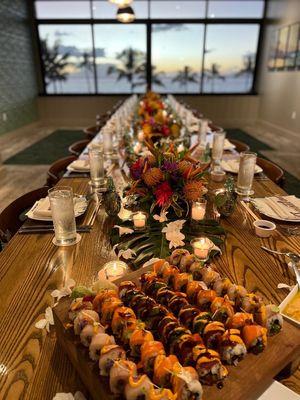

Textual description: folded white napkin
[221,159,262,174]
[252,195,300,220]
[69,159,90,171]
[29,197,86,218]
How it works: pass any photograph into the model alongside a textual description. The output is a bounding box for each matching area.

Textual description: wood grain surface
[53,295,300,400]
[0,157,299,399]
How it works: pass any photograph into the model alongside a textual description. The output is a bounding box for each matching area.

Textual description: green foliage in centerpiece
[111,216,225,270]
[103,177,122,216]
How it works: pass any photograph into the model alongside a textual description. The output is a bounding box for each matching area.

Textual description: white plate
[251,199,300,223]
[221,159,263,174]
[258,380,300,400]
[67,159,90,173]
[26,196,88,221]
[279,284,300,328]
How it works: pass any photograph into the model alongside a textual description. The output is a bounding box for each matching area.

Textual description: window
[152,24,204,93]
[35,0,265,94]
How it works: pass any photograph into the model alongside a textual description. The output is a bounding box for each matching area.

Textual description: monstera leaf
[111,217,225,270]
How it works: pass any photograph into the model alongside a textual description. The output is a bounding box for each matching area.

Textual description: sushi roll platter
[53,249,300,400]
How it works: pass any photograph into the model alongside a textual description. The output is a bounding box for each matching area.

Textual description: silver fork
[261,246,300,263]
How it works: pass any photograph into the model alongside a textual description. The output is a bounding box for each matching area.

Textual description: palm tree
[107,47,145,92]
[204,63,225,93]
[78,52,94,93]
[134,63,165,89]
[41,39,70,94]
[235,54,255,90]
[172,66,198,93]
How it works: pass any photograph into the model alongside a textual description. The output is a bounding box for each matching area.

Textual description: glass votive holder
[191,237,214,262]
[132,211,148,230]
[191,199,207,221]
[102,260,128,281]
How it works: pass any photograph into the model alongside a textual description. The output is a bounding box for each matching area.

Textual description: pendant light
[109,0,133,6]
[116,5,135,23]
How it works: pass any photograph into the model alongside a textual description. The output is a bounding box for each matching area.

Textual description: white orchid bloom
[153,210,168,223]
[51,278,76,304]
[177,144,185,153]
[114,225,134,236]
[162,220,186,249]
[118,248,136,260]
[35,306,54,333]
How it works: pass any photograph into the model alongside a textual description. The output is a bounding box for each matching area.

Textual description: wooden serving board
[54,268,300,400]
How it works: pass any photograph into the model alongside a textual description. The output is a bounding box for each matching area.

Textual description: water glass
[103,129,114,156]
[236,151,257,198]
[89,145,104,188]
[48,186,77,246]
[198,119,209,147]
[212,131,226,171]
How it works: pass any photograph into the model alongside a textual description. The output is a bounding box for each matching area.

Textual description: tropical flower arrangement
[136,91,182,142]
[126,141,207,218]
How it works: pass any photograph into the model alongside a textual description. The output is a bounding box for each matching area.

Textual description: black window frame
[31,0,267,96]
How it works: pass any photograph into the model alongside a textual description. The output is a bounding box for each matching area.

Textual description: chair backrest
[209,123,223,133]
[0,186,50,244]
[47,155,77,187]
[256,157,284,185]
[229,139,250,153]
[68,139,90,157]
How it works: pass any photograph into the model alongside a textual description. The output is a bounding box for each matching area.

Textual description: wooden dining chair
[68,139,90,157]
[46,155,77,187]
[83,125,100,141]
[0,186,50,246]
[209,123,224,133]
[229,139,250,153]
[256,157,284,186]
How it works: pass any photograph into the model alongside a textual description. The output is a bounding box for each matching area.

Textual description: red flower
[130,158,144,180]
[155,181,173,207]
[162,125,170,137]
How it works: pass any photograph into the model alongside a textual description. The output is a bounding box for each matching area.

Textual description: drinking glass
[236,151,257,199]
[103,129,113,156]
[89,145,104,188]
[212,130,226,171]
[198,119,209,147]
[48,186,77,246]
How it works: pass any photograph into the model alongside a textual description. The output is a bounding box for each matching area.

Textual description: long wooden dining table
[0,138,300,399]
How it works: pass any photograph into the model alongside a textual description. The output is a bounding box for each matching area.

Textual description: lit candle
[137,130,145,142]
[191,237,214,261]
[191,200,207,221]
[102,261,127,281]
[133,211,147,229]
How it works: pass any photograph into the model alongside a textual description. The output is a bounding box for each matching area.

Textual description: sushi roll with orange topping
[168,293,189,316]
[141,340,166,376]
[93,289,119,313]
[109,359,137,395]
[192,312,211,335]
[197,289,217,311]
[219,329,247,365]
[149,388,177,400]
[172,363,203,400]
[99,344,126,376]
[111,306,136,338]
[210,296,235,324]
[162,265,180,287]
[125,375,154,400]
[186,281,207,304]
[203,321,225,349]
[153,354,179,388]
[226,312,254,330]
[193,347,228,386]
[119,281,137,300]
[173,273,193,292]
[179,254,197,273]
[178,305,200,330]
[213,278,232,297]
[242,324,267,354]
[156,287,176,306]
[130,326,154,357]
[201,268,221,288]
[100,297,123,325]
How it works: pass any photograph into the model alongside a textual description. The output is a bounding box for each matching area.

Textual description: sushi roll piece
[162,265,180,287]
[194,347,228,386]
[138,297,160,320]
[80,322,105,347]
[144,279,167,298]
[213,278,232,297]
[240,293,263,314]
[119,281,137,300]
[74,310,100,335]
[197,289,217,311]
[172,363,203,400]
[156,287,176,307]
[186,281,207,304]
[89,333,115,361]
[203,321,225,350]
[68,297,93,321]
[168,293,189,316]
[142,304,169,331]
[178,305,200,330]
[265,304,283,335]
[100,297,123,325]
[219,329,247,365]
[121,288,141,305]
[109,359,137,395]
[141,340,166,376]
[167,249,190,267]
[111,306,136,338]
[227,284,248,308]
[167,327,191,350]
[153,354,179,388]
[192,312,211,335]
[99,344,126,376]
[93,289,119,313]
[149,388,177,400]
[140,271,157,291]
[226,312,254,330]
[153,260,171,277]
[157,315,179,344]
[210,296,235,324]
[170,334,197,365]
[201,268,221,288]
[130,327,154,357]
[179,254,197,273]
[190,265,207,281]
[242,324,267,354]
[173,273,193,292]
[125,375,153,400]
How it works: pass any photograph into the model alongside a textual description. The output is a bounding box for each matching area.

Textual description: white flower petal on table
[35,306,54,333]
[52,394,74,400]
[162,220,186,248]
[142,258,161,268]
[114,225,134,236]
[35,319,48,330]
[51,278,76,302]
[153,210,168,223]
[118,248,136,260]
[277,283,293,291]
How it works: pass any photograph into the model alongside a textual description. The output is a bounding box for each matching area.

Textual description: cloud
[152,24,186,33]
